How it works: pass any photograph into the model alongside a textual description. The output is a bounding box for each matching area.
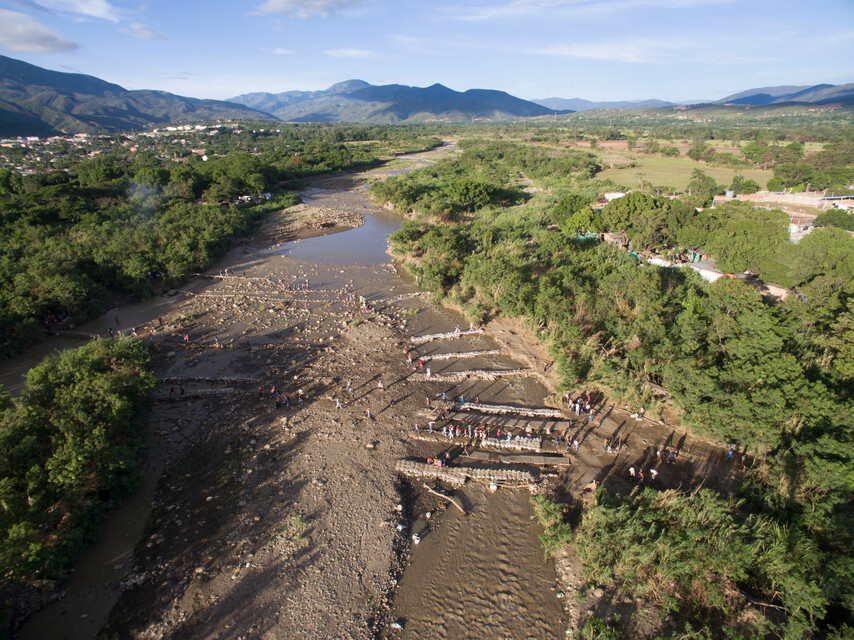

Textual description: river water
[272,187,404,266]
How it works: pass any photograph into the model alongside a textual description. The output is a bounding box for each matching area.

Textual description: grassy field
[597,153,773,191]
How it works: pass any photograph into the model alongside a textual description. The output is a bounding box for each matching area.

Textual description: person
[407,354,413,364]
[727,444,736,460]
[336,398,342,409]
[628,466,636,478]
[603,437,610,451]
[475,396,480,405]
[573,439,579,451]
[455,323,460,334]
[213,336,220,348]
[347,379,352,394]
[469,321,474,331]
[426,367,431,379]
[366,407,372,419]
[414,423,420,433]
[637,469,645,484]
[378,379,384,391]
[649,468,658,481]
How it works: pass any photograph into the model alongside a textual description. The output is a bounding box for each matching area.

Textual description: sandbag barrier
[409,329,484,345]
[411,369,531,382]
[480,436,543,452]
[458,402,564,419]
[395,459,537,486]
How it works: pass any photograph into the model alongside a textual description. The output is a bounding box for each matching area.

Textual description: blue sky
[0,0,852,102]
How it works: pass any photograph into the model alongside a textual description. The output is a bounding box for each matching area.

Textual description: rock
[593,588,604,598]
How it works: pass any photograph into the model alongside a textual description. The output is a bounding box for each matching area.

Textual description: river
[11,142,566,639]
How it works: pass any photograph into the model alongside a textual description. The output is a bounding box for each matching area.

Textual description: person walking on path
[336,398,342,409]
[727,444,736,460]
[365,407,372,419]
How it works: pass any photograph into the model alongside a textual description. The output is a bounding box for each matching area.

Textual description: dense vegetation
[575,488,842,639]
[0,124,440,358]
[379,134,854,638]
[0,337,155,626]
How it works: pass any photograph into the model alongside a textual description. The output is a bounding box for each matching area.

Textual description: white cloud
[254,0,364,17]
[0,9,79,51]
[456,0,734,21]
[273,47,294,54]
[38,0,121,22]
[536,41,660,63]
[119,22,169,40]
[324,48,374,58]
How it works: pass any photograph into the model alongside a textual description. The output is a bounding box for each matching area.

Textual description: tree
[686,169,719,205]
[729,174,761,195]
[551,193,600,234]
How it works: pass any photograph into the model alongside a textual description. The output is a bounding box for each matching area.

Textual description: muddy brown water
[10,144,566,639]
[392,483,565,640]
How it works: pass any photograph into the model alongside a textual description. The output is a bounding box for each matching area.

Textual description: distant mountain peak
[229,80,564,124]
[326,79,370,93]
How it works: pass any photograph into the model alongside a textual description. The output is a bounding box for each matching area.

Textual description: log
[422,483,467,515]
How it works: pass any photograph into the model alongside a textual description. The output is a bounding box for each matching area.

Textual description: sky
[0,0,852,103]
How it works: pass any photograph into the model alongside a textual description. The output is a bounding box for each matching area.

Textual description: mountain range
[0,54,276,137]
[228,80,558,123]
[532,97,676,111]
[716,83,854,105]
[0,54,852,137]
